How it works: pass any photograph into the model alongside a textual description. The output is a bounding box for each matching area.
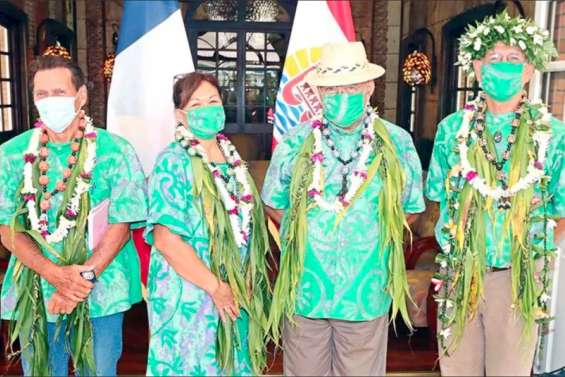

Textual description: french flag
[107,0,194,175]
[272,0,355,148]
[107,0,194,285]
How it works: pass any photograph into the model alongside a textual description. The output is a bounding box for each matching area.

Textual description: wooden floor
[1,303,439,375]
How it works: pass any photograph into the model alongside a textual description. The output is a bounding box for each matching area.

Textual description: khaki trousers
[282,315,389,376]
[439,269,539,376]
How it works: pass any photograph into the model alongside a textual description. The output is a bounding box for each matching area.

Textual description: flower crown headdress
[457,11,557,75]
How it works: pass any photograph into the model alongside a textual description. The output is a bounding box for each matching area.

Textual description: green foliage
[191,157,271,375]
[268,117,414,344]
[8,134,95,375]
[458,11,557,74]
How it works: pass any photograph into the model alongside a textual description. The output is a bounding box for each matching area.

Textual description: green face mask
[185,104,226,140]
[322,92,365,128]
[481,62,525,102]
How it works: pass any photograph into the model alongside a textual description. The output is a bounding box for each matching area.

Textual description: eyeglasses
[173,72,192,84]
[319,83,370,95]
[483,53,527,64]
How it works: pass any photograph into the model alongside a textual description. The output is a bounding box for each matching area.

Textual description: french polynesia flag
[107,0,194,286]
[272,0,355,149]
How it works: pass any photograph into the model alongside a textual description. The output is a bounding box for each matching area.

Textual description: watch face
[81,270,95,281]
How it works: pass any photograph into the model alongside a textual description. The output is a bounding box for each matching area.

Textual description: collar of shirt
[485,110,515,134]
[326,117,366,158]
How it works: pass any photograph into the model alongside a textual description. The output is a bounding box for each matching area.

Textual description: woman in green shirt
[144,72,271,376]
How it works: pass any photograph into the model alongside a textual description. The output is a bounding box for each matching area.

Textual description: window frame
[531,3,565,374]
[440,4,498,119]
[530,0,565,115]
[184,0,296,135]
[0,2,28,144]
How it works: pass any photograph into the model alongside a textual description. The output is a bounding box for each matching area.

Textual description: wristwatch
[80,269,97,284]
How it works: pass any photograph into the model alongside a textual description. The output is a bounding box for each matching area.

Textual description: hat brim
[305,63,385,87]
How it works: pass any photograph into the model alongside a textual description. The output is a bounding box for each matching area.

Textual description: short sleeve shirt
[262,118,426,321]
[0,128,148,321]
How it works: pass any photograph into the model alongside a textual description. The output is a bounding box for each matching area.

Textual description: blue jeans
[21,312,124,376]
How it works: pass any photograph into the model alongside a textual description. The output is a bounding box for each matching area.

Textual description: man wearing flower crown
[0,55,147,375]
[426,11,565,376]
[262,41,425,375]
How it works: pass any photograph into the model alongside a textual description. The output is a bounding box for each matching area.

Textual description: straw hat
[306,41,385,87]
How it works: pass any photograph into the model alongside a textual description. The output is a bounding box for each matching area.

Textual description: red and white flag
[272,0,355,148]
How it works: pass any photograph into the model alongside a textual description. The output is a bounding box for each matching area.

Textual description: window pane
[218,70,237,87]
[197,62,215,72]
[243,31,286,124]
[221,87,237,107]
[197,32,217,49]
[197,32,237,70]
[247,32,266,50]
[266,86,277,106]
[198,32,238,50]
[224,106,237,123]
[246,33,266,68]
[266,51,280,64]
[266,70,279,87]
[245,70,264,87]
[198,49,215,59]
[218,52,237,68]
[0,26,8,53]
[544,71,565,121]
[192,28,288,130]
[1,81,11,105]
[218,33,237,50]
[246,107,265,123]
[245,88,263,105]
[0,54,10,79]
[2,107,12,131]
[552,1,565,59]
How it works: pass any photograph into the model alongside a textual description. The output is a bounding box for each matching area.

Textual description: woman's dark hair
[31,55,86,91]
[173,72,221,109]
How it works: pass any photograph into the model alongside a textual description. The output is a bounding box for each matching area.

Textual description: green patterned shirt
[262,118,425,321]
[0,128,148,322]
[144,143,252,376]
[426,110,565,267]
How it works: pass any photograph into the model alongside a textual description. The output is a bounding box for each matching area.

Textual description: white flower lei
[307,109,377,213]
[176,125,253,248]
[22,117,97,244]
[457,11,556,75]
[457,97,552,201]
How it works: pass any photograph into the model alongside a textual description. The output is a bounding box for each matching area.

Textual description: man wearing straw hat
[262,41,425,375]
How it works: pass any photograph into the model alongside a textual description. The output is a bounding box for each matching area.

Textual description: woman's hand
[210,280,240,322]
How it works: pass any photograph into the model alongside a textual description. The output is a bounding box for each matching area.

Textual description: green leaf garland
[7,132,95,375]
[268,117,414,344]
[191,157,271,375]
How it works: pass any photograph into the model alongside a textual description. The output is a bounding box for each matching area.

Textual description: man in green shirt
[0,55,147,375]
[263,41,425,376]
[426,12,565,376]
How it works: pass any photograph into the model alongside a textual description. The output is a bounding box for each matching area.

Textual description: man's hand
[47,291,78,315]
[44,264,95,302]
